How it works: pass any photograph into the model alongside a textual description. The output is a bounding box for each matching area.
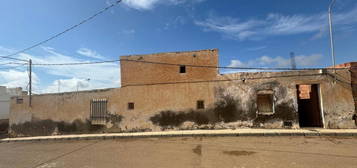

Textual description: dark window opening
[179,65,186,73]
[16,98,23,104]
[128,102,135,110]
[197,100,205,109]
[257,94,274,115]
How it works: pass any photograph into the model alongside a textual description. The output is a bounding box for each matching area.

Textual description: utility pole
[290,52,297,70]
[29,59,32,107]
[328,0,336,74]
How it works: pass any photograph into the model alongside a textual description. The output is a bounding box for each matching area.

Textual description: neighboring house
[0,87,23,120]
[8,49,357,137]
[0,86,23,134]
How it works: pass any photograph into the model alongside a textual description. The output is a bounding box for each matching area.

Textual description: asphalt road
[0,136,357,168]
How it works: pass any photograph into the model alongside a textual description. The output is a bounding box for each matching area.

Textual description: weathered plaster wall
[8,49,357,137]
[214,70,356,129]
[0,87,23,120]
[9,70,356,137]
[112,82,216,131]
[9,88,118,136]
[113,69,355,131]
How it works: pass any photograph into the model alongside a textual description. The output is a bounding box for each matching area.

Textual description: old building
[8,49,357,137]
[0,87,24,134]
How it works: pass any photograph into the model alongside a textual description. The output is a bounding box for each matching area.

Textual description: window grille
[90,99,107,125]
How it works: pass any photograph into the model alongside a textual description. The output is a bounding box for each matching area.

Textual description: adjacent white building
[0,86,23,120]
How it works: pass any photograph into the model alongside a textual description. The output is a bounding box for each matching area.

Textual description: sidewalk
[2,128,357,143]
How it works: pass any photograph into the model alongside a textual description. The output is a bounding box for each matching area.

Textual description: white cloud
[228,54,323,68]
[228,60,246,68]
[122,0,205,10]
[195,16,264,40]
[77,48,105,60]
[195,6,357,40]
[0,70,39,92]
[247,46,267,51]
[123,0,160,10]
[0,46,120,94]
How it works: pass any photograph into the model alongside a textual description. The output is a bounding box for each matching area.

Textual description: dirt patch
[10,114,125,137]
[0,119,9,134]
[150,94,247,128]
[181,137,189,141]
[10,119,105,137]
[223,150,256,156]
[213,95,247,122]
[192,145,202,156]
[150,110,209,128]
[150,82,297,129]
[107,114,123,125]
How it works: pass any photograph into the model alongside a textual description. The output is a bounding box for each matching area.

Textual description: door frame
[296,83,324,128]
[317,85,325,128]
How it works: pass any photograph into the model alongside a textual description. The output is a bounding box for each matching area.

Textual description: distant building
[8,49,357,137]
[0,86,24,134]
[0,86,23,120]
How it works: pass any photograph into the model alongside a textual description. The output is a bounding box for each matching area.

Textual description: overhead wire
[0,0,123,62]
[0,62,28,66]
[0,66,27,70]
[31,58,350,71]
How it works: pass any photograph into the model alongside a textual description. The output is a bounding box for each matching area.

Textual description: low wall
[9,89,117,137]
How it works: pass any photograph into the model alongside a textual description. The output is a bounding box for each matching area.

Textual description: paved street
[1,136,357,168]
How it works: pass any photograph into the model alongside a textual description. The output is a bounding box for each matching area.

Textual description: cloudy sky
[0,0,356,93]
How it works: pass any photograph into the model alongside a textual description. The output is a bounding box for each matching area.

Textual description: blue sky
[0,0,356,93]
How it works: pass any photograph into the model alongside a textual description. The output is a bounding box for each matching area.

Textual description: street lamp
[57,80,61,93]
[76,78,90,92]
[328,0,336,73]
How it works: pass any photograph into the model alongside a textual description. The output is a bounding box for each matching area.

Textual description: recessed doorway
[297,84,323,127]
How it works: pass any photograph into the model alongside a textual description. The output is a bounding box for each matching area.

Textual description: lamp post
[57,80,61,93]
[328,0,336,74]
[76,78,90,92]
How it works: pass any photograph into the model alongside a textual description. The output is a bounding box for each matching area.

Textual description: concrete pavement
[2,128,357,143]
[1,136,357,168]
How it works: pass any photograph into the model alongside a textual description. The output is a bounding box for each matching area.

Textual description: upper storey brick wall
[120,49,219,86]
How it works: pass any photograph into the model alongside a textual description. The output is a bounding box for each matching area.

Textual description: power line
[0,56,28,62]
[0,66,27,70]
[121,73,327,87]
[31,58,351,71]
[0,62,28,66]
[0,0,123,61]
[33,60,120,66]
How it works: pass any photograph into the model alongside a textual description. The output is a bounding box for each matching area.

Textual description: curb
[1,129,357,143]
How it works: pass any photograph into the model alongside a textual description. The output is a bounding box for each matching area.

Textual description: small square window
[128,102,134,110]
[16,98,23,104]
[197,100,205,109]
[257,94,274,115]
[179,65,186,73]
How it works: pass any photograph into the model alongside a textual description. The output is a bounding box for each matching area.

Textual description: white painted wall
[0,86,23,119]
